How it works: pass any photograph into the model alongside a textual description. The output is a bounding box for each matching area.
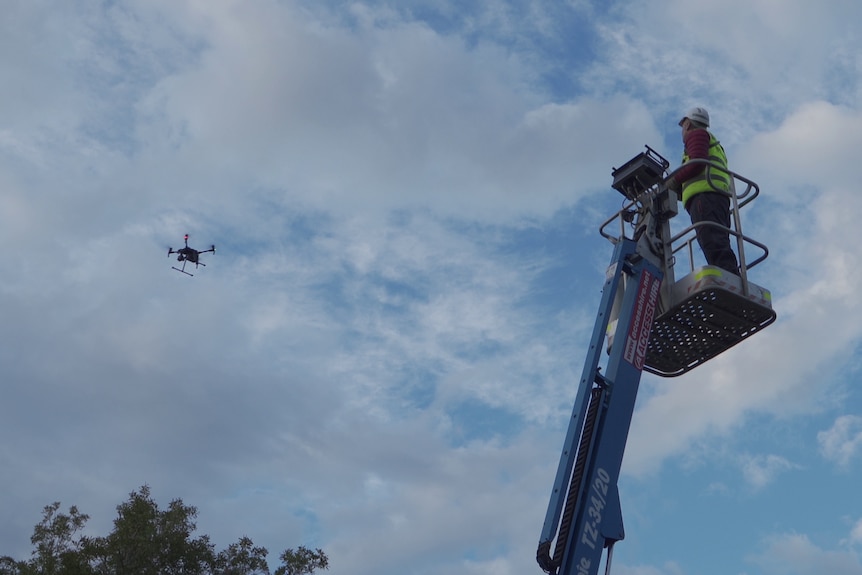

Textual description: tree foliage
[274,547,329,575]
[0,487,328,575]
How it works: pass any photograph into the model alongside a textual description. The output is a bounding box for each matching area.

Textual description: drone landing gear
[172,261,205,277]
[172,266,195,277]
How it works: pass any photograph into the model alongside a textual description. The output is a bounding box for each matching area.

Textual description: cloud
[131,1,661,222]
[613,563,685,575]
[264,419,556,575]
[739,453,799,489]
[850,518,862,548]
[818,415,862,467]
[583,0,862,140]
[748,533,862,575]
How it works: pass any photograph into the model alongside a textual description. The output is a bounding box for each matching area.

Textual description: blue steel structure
[537,147,776,575]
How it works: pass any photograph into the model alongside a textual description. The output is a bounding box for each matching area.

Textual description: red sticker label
[623,270,660,370]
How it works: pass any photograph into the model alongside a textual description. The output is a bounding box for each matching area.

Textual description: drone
[167,234,215,276]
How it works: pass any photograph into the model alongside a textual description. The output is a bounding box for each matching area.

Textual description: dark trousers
[686,192,739,273]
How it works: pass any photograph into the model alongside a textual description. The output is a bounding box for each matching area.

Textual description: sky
[2,1,862,574]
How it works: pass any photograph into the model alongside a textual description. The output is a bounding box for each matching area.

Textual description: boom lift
[536,146,776,575]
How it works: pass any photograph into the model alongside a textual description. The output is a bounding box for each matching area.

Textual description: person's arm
[667,129,710,188]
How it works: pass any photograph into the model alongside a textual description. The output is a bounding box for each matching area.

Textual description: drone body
[168,234,215,276]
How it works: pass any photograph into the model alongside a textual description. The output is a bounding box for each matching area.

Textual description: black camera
[611,145,669,201]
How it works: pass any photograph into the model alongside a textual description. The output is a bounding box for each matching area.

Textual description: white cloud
[738,101,862,188]
[614,563,686,575]
[584,0,862,140]
[850,518,862,547]
[131,1,661,222]
[285,424,555,575]
[739,453,799,489]
[818,415,862,467]
[748,533,862,575]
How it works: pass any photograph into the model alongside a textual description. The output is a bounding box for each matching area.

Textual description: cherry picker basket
[601,149,777,377]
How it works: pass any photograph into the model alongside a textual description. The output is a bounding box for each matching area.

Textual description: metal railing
[665,160,768,291]
[599,159,769,296]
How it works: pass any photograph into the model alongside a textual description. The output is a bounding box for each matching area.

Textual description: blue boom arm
[537,237,663,575]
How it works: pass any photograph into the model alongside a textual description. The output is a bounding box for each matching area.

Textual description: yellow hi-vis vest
[681,132,730,207]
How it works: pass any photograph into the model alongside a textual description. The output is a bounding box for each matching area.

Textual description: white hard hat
[679,106,710,127]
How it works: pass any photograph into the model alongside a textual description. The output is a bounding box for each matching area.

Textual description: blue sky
[2,1,862,574]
